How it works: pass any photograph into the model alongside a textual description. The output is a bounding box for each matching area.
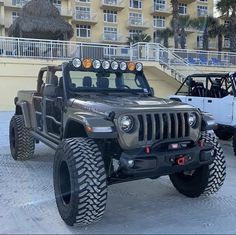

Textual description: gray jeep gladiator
[9,58,226,226]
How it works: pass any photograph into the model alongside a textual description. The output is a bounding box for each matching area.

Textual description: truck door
[203,95,234,125]
[184,96,204,111]
[43,71,63,139]
[32,69,47,132]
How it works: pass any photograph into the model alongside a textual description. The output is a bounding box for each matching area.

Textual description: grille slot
[137,112,190,143]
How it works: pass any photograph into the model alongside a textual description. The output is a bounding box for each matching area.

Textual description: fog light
[128,160,134,168]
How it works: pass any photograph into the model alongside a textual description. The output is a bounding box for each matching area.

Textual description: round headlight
[102,61,110,70]
[136,63,143,71]
[93,60,101,69]
[120,62,127,71]
[72,58,81,68]
[189,113,197,127]
[120,115,135,133]
[111,61,119,70]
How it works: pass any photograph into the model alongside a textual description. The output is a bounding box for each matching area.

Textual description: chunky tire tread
[54,138,107,226]
[232,133,236,156]
[9,115,35,160]
[201,132,226,196]
[170,131,226,198]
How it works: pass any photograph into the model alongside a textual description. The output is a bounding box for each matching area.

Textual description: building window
[129,12,143,25]
[179,3,187,15]
[153,16,165,28]
[51,0,61,13]
[104,10,117,23]
[224,20,230,26]
[12,11,19,22]
[154,0,166,11]
[197,5,208,16]
[78,0,90,2]
[75,7,91,20]
[130,0,142,9]
[76,25,91,38]
[104,27,118,41]
[224,36,230,48]
[197,35,203,48]
[12,0,20,5]
[129,29,142,39]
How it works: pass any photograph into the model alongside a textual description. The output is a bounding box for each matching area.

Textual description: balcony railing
[152,4,171,14]
[100,0,125,9]
[128,18,149,28]
[73,11,97,23]
[102,33,125,43]
[1,37,236,67]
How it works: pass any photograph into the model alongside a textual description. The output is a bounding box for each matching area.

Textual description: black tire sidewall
[9,116,20,160]
[53,147,78,226]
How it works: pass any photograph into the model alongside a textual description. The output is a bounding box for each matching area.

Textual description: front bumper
[110,142,214,184]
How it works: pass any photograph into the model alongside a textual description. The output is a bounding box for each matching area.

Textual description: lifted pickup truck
[9,58,226,226]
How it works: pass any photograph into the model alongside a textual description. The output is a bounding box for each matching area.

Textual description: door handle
[188,98,192,101]
[208,100,212,103]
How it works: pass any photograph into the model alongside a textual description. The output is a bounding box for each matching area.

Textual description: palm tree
[155,28,173,48]
[209,23,227,52]
[127,33,152,44]
[191,16,217,50]
[170,0,180,48]
[217,0,236,52]
[171,15,191,49]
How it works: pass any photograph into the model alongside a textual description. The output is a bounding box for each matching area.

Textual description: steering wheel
[120,85,131,89]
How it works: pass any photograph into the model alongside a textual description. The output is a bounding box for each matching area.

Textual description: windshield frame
[62,62,152,97]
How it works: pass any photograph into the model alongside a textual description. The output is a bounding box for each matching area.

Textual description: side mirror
[150,87,155,96]
[43,84,56,97]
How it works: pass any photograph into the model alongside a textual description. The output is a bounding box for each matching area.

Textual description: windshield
[63,70,150,94]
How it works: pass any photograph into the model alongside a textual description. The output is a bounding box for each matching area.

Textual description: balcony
[179,0,195,3]
[151,4,172,16]
[5,0,29,9]
[73,11,97,24]
[100,0,125,10]
[127,18,149,29]
[102,33,125,43]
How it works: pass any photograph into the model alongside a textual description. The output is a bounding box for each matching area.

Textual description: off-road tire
[53,138,107,226]
[9,115,35,160]
[169,131,226,198]
[233,133,236,156]
[215,129,233,141]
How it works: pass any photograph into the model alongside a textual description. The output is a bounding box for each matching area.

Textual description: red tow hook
[176,156,186,166]
[145,146,151,154]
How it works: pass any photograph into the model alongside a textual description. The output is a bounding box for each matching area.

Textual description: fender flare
[15,101,32,128]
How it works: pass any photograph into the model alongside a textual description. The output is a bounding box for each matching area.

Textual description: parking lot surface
[0,111,236,234]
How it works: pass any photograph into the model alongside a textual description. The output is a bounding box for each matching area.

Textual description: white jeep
[170,72,236,154]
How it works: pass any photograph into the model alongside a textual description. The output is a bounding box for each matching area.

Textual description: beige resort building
[0,0,225,50]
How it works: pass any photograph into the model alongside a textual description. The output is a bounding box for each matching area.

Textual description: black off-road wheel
[9,115,35,160]
[214,129,233,141]
[53,138,107,226]
[169,132,226,198]
[233,133,236,156]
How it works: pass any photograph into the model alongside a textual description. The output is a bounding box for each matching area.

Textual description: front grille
[137,112,190,143]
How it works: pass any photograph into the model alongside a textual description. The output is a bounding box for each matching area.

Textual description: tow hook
[176,156,186,166]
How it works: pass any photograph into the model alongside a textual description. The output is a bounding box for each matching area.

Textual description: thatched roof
[8,0,73,40]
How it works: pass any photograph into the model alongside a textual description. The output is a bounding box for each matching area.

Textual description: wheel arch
[64,119,88,138]
[15,101,31,128]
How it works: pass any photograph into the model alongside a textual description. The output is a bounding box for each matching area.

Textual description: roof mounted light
[83,59,92,69]
[128,62,136,71]
[102,60,110,70]
[93,60,101,69]
[72,58,81,68]
[136,62,143,71]
[111,61,119,70]
[120,62,127,71]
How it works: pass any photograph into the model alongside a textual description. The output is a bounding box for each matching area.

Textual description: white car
[170,72,236,154]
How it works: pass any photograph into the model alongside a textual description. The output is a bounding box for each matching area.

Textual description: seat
[83,76,92,88]
[191,82,206,97]
[210,79,228,98]
[97,77,109,89]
